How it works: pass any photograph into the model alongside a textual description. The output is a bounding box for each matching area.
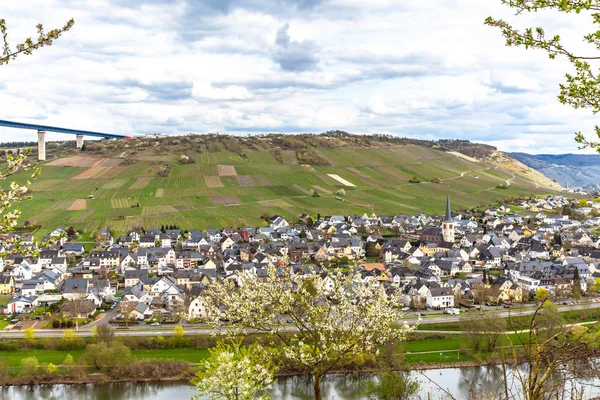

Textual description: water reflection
[2,366,600,400]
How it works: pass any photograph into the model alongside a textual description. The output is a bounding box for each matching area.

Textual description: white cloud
[0,0,597,153]
[192,81,252,100]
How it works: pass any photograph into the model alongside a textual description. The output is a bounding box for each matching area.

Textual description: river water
[2,366,600,400]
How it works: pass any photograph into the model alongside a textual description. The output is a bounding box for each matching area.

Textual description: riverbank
[0,353,512,387]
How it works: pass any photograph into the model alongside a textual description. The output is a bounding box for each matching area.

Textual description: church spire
[445,194,451,221]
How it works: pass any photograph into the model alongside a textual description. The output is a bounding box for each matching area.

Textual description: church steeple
[444,194,452,221]
[442,194,455,243]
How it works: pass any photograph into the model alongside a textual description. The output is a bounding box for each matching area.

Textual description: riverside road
[0,302,598,338]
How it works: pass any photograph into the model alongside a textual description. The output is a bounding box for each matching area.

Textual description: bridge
[0,119,130,161]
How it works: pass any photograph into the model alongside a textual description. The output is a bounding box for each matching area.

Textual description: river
[2,366,600,400]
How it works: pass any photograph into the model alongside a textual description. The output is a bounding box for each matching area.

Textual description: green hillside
[8,133,560,234]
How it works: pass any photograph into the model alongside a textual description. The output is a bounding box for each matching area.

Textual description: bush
[408,177,420,183]
[52,320,60,329]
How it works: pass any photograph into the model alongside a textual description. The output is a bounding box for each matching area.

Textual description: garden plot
[254,175,276,186]
[205,176,224,188]
[292,184,311,195]
[346,167,369,179]
[129,176,153,190]
[155,189,165,198]
[327,174,356,187]
[47,156,121,167]
[72,167,111,180]
[209,196,242,205]
[217,165,237,176]
[67,199,86,211]
[236,176,255,187]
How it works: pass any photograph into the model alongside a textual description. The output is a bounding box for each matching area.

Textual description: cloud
[192,80,252,100]
[272,23,319,72]
[0,0,596,153]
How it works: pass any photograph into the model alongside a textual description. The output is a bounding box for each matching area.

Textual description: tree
[200,263,415,400]
[572,267,583,300]
[174,325,184,337]
[120,301,136,328]
[494,299,598,399]
[94,323,115,344]
[486,2,600,151]
[577,199,590,208]
[0,149,40,238]
[62,299,91,331]
[19,356,39,382]
[23,327,35,341]
[363,370,420,400]
[82,341,131,370]
[1,18,74,65]
[534,287,549,302]
[462,313,487,351]
[471,282,489,305]
[192,340,275,400]
[45,363,58,375]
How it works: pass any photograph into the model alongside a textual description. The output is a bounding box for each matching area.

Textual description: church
[441,194,455,243]
[419,195,455,244]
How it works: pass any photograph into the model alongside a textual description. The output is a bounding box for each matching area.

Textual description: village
[1,194,599,329]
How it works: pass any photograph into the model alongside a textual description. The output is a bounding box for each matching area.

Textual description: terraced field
[10,138,560,236]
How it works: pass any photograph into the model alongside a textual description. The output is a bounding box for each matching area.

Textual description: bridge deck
[0,119,127,139]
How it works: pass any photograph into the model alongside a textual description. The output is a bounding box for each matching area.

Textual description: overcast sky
[1,0,598,154]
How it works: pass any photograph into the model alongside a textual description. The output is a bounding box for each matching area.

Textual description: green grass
[0,321,9,330]
[416,307,600,332]
[0,347,210,367]
[11,140,558,232]
[0,296,10,307]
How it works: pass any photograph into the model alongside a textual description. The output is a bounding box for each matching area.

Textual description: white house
[5,296,38,314]
[188,297,208,319]
[426,287,454,309]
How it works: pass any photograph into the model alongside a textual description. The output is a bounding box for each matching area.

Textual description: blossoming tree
[192,340,275,400]
[199,262,416,400]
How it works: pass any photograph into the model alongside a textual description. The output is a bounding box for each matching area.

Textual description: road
[1,302,599,339]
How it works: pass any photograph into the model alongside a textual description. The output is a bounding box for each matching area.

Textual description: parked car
[414,312,426,317]
[150,322,160,326]
[401,307,410,312]
[445,308,460,315]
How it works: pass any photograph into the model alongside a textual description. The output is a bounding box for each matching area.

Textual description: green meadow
[9,135,557,236]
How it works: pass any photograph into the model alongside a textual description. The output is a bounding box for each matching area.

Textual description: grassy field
[0,338,476,368]
[416,307,600,331]
[9,135,560,236]
[0,348,210,367]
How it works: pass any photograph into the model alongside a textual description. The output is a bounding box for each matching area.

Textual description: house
[0,275,14,294]
[97,228,114,246]
[10,263,32,282]
[139,235,156,248]
[188,296,208,319]
[5,296,38,314]
[64,244,85,257]
[130,302,153,320]
[426,287,454,309]
[125,269,149,288]
[62,278,90,300]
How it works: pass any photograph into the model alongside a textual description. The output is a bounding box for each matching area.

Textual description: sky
[1,0,599,154]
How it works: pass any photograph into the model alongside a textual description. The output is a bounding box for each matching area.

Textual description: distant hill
[7,133,562,234]
[508,153,600,189]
